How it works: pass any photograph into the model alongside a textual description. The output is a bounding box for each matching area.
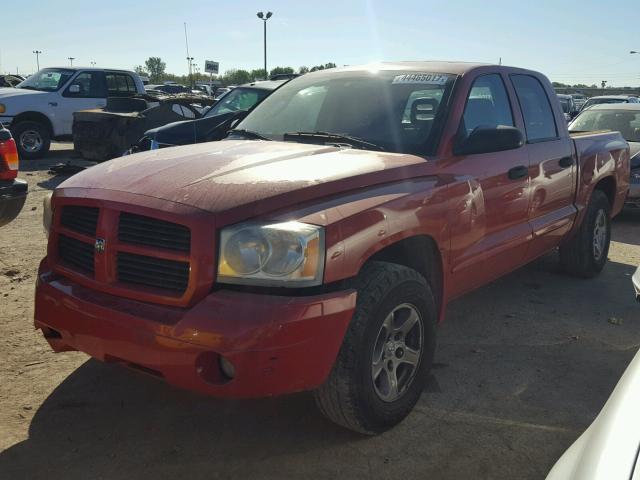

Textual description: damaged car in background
[128,79,286,153]
[0,67,147,158]
[73,91,216,161]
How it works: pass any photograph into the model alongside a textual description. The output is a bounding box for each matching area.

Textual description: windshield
[569,109,640,142]
[17,68,74,92]
[205,87,270,117]
[236,70,455,154]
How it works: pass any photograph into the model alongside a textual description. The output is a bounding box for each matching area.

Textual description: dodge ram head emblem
[94,238,106,253]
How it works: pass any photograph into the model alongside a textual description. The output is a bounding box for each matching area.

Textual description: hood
[146,112,235,146]
[59,140,430,219]
[0,87,48,100]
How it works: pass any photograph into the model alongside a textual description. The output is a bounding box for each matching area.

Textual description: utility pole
[256,11,273,78]
[184,22,194,88]
[33,50,42,71]
[90,61,96,67]
[68,57,75,66]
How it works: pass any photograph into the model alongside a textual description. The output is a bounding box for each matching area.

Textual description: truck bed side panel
[566,131,629,239]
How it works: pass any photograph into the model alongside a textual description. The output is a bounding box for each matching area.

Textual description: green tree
[298,66,310,74]
[269,66,294,77]
[221,69,252,86]
[144,57,166,83]
[249,69,267,81]
[134,65,148,77]
[310,62,337,72]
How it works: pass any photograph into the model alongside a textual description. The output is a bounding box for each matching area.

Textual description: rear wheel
[12,121,51,159]
[314,261,437,434]
[560,189,611,278]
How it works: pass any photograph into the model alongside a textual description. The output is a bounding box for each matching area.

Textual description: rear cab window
[510,75,558,142]
[106,72,138,97]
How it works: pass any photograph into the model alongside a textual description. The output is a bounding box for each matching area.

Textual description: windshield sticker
[392,73,449,85]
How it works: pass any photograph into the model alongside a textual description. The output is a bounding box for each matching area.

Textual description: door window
[63,72,104,98]
[461,74,514,136]
[511,75,558,142]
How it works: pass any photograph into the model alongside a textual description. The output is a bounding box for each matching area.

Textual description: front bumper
[633,265,640,302]
[0,178,27,227]
[35,259,357,398]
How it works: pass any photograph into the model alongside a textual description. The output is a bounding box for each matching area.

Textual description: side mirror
[68,84,80,94]
[455,125,524,156]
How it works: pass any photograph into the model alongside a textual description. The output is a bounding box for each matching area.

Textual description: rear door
[58,71,107,134]
[510,74,576,259]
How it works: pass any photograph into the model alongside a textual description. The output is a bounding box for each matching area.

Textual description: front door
[446,73,532,297]
[58,71,107,135]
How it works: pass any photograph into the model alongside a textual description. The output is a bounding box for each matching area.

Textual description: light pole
[68,57,75,66]
[33,50,42,71]
[632,51,639,95]
[186,56,194,88]
[256,11,273,78]
[90,61,96,67]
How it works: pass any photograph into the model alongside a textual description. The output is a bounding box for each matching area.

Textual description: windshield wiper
[16,85,40,90]
[227,129,271,141]
[283,131,385,152]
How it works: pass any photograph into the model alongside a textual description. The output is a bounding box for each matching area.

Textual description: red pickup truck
[35,62,630,434]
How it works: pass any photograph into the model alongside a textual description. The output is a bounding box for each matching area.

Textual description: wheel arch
[11,111,54,137]
[593,175,616,213]
[363,234,444,321]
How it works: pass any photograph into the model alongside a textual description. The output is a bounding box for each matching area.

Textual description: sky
[3,0,640,86]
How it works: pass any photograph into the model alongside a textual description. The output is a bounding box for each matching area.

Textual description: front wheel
[560,189,611,278]
[314,261,437,434]
[12,121,51,159]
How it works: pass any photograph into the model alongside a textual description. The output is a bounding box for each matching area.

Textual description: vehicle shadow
[1,259,638,479]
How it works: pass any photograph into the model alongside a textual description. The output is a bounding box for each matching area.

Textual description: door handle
[559,156,574,168]
[508,165,528,180]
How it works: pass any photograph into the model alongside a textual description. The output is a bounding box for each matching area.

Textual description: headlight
[43,192,53,236]
[217,221,324,287]
[0,104,5,114]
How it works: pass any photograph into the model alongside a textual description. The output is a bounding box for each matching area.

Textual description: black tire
[314,261,437,434]
[560,189,611,278]
[12,121,51,159]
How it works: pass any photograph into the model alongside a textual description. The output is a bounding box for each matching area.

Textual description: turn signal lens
[0,136,18,180]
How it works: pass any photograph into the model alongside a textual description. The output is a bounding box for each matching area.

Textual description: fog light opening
[219,356,236,380]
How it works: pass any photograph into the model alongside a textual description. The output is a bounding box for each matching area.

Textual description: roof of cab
[240,79,288,90]
[306,61,546,78]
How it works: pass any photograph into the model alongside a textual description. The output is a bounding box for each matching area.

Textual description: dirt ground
[1,143,639,480]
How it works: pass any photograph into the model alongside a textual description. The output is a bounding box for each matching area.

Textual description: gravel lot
[1,143,639,479]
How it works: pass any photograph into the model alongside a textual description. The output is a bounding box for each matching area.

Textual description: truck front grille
[60,206,99,236]
[58,234,95,275]
[117,252,190,292]
[119,212,191,252]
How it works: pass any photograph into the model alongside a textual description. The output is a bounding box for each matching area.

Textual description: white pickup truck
[0,67,145,158]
